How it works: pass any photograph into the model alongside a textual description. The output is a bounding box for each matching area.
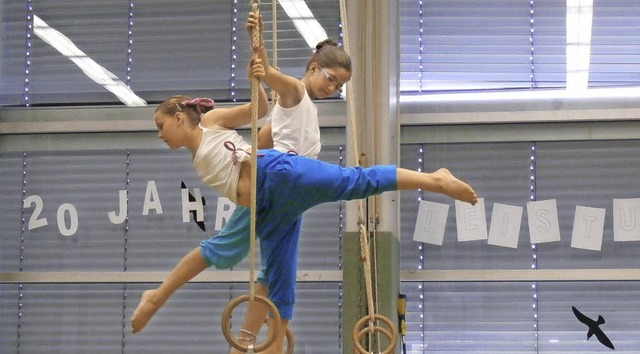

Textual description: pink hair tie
[180,98,215,114]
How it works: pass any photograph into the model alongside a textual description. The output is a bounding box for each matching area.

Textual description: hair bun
[315,39,338,51]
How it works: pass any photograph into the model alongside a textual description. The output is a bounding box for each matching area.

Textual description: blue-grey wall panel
[0,1,27,105]
[538,282,640,352]
[125,149,226,271]
[0,284,19,354]
[535,140,640,269]
[400,142,534,271]
[125,283,230,353]
[27,0,131,104]
[18,283,124,353]
[21,150,127,271]
[400,281,536,353]
[0,152,24,272]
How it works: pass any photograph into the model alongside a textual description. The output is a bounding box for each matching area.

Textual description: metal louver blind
[0,2,28,106]
[399,140,640,353]
[399,0,569,93]
[401,281,536,353]
[0,152,24,272]
[1,0,342,106]
[20,150,128,271]
[238,0,344,98]
[17,284,125,353]
[535,140,640,268]
[537,282,640,352]
[399,142,538,352]
[26,1,129,105]
[0,284,19,353]
[1,146,345,353]
[4,1,640,106]
[400,142,534,271]
[1,153,27,353]
[589,3,640,88]
[132,0,232,102]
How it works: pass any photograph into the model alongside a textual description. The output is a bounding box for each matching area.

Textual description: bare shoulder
[199,109,225,130]
[200,103,252,130]
[277,78,306,108]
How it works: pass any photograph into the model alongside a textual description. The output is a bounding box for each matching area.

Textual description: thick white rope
[271,0,278,72]
[269,0,280,105]
[249,0,261,301]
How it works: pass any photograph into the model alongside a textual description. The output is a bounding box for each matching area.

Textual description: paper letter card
[613,198,640,242]
[413,200,450,245]
[488,203,523,249]
[527,199,561,244]
[571,206,606,251]
[455,198,487,242]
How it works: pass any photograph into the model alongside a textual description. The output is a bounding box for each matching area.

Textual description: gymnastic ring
[352,314,398,354]
[284,326,294,354]
[262,317,295,353]
[221,294,282,352]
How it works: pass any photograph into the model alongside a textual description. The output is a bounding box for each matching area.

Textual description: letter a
[143,181,163,215]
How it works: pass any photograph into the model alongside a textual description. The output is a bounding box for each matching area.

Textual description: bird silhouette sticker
[181,181,206,232]
[572,306,615,350]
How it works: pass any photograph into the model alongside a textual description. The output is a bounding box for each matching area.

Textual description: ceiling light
[32,15,146,107]
[278,0,328,48]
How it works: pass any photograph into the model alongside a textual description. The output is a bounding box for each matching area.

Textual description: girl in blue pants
[132,53,477,354]
[196,10,353,351]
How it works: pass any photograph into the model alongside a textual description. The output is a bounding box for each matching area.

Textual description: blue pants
[201,149,397,320]
[200,206,251,270]
[199,206,301,287]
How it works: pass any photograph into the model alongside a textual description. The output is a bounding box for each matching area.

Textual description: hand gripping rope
[220,1,292,353]
[339,0,398,352]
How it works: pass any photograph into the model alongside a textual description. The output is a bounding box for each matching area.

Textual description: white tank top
[268,88,321,159]
[192,125,251,203]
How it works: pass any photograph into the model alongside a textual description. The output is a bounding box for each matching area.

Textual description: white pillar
[345,0,400,238]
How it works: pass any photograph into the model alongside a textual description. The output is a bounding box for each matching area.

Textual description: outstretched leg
[259,152,477,211]
[131,247,207,333]
[132,206,253,333]
[397,167,477,205]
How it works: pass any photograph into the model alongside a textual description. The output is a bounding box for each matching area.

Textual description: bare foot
[433,168,478,205]
[131,289,163,333]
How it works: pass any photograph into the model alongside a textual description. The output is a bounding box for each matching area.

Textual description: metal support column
[342,0,401,353]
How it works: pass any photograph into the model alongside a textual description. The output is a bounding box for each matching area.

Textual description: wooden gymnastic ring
[284,326,294,354]
[352,314,398,354]
[262,317,295,353]
[221,294,282,352]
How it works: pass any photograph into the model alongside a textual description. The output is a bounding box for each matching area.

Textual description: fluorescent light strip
[278,0,328,48]
[566,0,593,90]
[32,15,146,107]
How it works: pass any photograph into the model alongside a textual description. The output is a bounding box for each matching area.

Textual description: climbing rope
[220,1,283,353]
[270,0,280,104]
[338,0,397,352]
[248,0,260,306]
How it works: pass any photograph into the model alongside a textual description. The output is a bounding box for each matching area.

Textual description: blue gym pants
[200,149,397,320]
